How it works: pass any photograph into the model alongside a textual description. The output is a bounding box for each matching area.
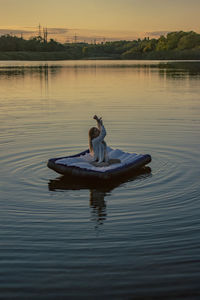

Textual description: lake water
[0,60,200,299]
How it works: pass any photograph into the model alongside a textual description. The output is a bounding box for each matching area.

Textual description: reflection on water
[1,60,200,103]
[159,61,200,76]
[49,167,151,228]
[1,60,200,75]
[0,64,61,78]
[90,189,107,227]
[1,61,200,105]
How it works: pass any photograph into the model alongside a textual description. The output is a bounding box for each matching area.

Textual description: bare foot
[90,159,121,167]
[108,159,121,165]
[90,161,110,167]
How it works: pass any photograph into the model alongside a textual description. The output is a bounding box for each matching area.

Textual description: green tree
[156,36,167,51]
[165,31,186,50]
[143,38,157,52]
[178,31,200,50]
[82,46,89,57]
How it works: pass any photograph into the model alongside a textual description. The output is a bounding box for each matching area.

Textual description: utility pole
[38,23,42,37]
[43,27,45,42]
[74,33,77,43]
[46,28,48,42]
[43,27,48,42]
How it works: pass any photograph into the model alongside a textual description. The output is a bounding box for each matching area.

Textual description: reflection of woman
[90,189,107,226]
[48,167,151,227]
[89,115,120,166]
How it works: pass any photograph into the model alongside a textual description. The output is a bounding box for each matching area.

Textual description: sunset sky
[0,0,199,42]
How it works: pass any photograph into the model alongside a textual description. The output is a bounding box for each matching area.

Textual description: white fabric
[56,148,144,173]
[92,125,108,163]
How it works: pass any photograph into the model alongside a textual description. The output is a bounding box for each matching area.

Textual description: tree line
[0,30,200,60]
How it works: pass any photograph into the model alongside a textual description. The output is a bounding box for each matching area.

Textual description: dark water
[0,60,200,299]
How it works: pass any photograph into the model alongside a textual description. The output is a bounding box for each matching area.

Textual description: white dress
[92,125,109,163]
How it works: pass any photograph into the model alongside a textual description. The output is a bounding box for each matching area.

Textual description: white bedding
[56,148,144,173]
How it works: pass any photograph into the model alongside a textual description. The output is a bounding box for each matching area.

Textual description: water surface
[0,60,200,299]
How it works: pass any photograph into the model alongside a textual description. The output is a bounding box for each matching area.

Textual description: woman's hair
[88,127,99,153]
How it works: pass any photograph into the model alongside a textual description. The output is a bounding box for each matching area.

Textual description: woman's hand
[93,115,103,126]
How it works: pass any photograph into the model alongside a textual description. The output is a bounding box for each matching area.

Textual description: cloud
[145,31,170,38]
[44,28,69,35]
[0,28,33,35]
[0,26,69,36]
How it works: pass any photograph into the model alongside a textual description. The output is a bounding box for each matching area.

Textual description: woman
[89,115,120,166]
[89,115,109,165]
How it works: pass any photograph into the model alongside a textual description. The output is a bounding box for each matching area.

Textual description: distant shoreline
[0,50,200,61]
[1,31,200,61]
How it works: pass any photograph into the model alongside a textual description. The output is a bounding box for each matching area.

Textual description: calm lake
[0,60,200,299]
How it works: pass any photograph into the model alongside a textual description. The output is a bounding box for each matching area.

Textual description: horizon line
[0,26,195,43]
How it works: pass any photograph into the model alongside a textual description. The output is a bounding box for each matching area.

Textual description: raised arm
[93,115,106,143]
[93,115,103,130]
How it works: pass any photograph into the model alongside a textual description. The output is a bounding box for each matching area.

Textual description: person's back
[89,115,120,167]
[89,115,108,164]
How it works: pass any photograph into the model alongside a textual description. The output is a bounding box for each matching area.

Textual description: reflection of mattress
[47,147,151,179]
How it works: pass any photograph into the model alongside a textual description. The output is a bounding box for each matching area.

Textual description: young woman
[89,115,120,166]
[89,115,109,165]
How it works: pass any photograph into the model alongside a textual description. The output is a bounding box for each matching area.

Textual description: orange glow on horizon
[0,0,199,42]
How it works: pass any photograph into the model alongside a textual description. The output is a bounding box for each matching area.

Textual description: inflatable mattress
[47,147,151,180]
